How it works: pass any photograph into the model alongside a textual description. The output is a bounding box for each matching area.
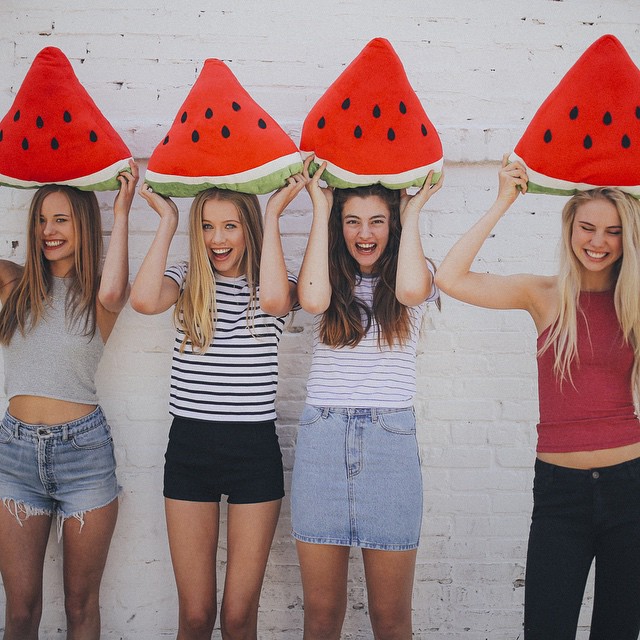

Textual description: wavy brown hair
[320,184,412,348]
[175,188,263,353]
[0,185,102,344]
[539,187,640,405]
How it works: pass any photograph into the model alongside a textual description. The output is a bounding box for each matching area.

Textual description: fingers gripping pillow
[510,34,640,197]
[145,59,303,197]
[300,37,443,190]
[0,47,132,191]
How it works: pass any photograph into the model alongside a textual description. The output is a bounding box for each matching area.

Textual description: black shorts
[163,416,284,504]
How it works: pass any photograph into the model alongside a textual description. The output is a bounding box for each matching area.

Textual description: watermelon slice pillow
[145,59,303,196]
[0,47,132,191]
[300,37,443,190]
[511,34,640,197]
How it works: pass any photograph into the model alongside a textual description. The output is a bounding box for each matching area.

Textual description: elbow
[98,285,130,314]
[129,290,156,315]
[298,296,330,315]
[434,270,454,296]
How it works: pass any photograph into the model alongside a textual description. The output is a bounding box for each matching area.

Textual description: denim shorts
[291,405,423,551]
[0,407,119,533]
[164,416,284,504]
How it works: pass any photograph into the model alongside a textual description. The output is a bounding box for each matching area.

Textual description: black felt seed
[181,111,188,123]
[421,124,428,136]
[22,137,29,150]
[258,119,267,129]
[232,102,241,111]
[205,108,213,119]
[51,137,59,150]
[354,125,362,139]
[342,98,351,110]
[603,112,612,125]
[63,111,72,123]
[569,106,579,120]
[544,129,552,143]
[192,130,199,143]
[0,130,3,142]
[318,116,326,129]
[13,110,20,122]
[583,135,592,149]
[373,105,381,118]
[163,135,169,145]
[399,101,407,114]
[636,106,640,119]
[387,128,396,141]
[36,116,44,129]
[222,125,230,138]
[89,130,98,142]
[622,135,631,149]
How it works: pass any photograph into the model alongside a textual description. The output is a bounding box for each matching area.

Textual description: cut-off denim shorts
[291,405,423,551]
[0,406,119,537]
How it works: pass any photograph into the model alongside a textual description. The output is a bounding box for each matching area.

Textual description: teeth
[586,250,607,259]
[356,243,375,249]
[45,240,63,247]
[212,248,231,255]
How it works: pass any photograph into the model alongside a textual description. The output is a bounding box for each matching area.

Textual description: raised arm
[297,158,333,314]
[130,183,180,315]
[435,155,543,312]
[396,170,443,306]
[259,173,306,316]
[99,159,139,313]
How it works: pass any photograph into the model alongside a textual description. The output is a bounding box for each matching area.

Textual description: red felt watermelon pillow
[145,59,303,197]
[0,47,132,191]
[300,37,443,190]
[511,34,640,197]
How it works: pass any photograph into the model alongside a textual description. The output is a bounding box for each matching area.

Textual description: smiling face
[571,198,623,290]
[39,191,77,276]
[341,195,390,274]
[201,198,247,277]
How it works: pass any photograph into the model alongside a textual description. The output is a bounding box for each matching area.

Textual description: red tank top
[536,290,640,453]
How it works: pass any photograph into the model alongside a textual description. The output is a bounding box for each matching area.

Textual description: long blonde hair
[175,188,263,353]
[0,185,102,344]
[540,188,640,403]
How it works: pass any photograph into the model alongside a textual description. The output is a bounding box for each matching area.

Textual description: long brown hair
[0,185,102,344]
[175,188,263,353]
[539,187,640,404]
[320,184,411,348]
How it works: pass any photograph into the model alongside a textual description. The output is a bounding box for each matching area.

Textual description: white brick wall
[1,2,638,637]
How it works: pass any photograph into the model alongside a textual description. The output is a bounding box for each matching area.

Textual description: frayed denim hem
[292,529,419,551]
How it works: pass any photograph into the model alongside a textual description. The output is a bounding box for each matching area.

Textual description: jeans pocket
[0,422,14,445]
[71,423,113,451]
[299,405,323,427]
[378,409,416,435]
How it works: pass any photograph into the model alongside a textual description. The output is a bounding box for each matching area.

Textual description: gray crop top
[3,276,104,405]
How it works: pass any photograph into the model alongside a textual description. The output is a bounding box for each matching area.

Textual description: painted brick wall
[1,2,638,638]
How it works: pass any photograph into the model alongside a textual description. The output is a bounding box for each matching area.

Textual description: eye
[579,225,594,232]
[202,223,212,230]
[225,223,238,230]
[608,230,622,236]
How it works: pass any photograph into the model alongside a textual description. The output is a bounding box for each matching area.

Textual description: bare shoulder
[0,260,23,299]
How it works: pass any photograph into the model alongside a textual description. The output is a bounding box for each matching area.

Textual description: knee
[220,603,256,639]
[4,601,42,637]
[64,591,98,628]
[368,604,412,640]
[303,606,344,639]
[180,604,217,637]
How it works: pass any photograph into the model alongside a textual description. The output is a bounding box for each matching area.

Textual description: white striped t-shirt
[165,262,293,422]
[306,268,438,409]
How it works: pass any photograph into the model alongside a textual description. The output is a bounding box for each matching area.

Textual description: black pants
[524,457,640,640]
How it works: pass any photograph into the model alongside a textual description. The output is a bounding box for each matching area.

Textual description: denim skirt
[291,405,423,551]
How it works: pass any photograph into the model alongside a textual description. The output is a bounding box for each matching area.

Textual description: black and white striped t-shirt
[306,267,438,409]
[165,262,293,422]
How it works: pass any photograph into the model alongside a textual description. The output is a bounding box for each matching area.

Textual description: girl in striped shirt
[291,157,442,639]
[131,175,304,640]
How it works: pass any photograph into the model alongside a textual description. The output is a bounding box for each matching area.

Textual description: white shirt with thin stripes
[306,267,438,409]
[165,263,293,422]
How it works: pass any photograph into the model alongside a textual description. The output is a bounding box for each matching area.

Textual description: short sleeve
[164,262,188,289]
[425,258,439,304]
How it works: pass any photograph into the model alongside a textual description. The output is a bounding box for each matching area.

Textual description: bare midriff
[8,395,97,426]
[537,441,640,469]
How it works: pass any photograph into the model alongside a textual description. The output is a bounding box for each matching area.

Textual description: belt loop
[321,407,330,419]
[13,421,20,438]
[62,425,69,442]
[371,408,378,422]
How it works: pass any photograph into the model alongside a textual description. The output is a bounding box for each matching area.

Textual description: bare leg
[0,507,52,640]
[165,498,220,640]
[220,500,281,639]
[296,541,350,640]
[362,548,417,640]
[62,499,118,640]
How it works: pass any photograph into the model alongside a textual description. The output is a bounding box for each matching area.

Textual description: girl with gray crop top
[0,160,138,640]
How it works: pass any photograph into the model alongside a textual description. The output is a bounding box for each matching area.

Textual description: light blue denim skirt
[291,405,423,551]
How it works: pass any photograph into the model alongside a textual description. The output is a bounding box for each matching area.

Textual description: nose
[591,229,606,247]
[41,220,55,236]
